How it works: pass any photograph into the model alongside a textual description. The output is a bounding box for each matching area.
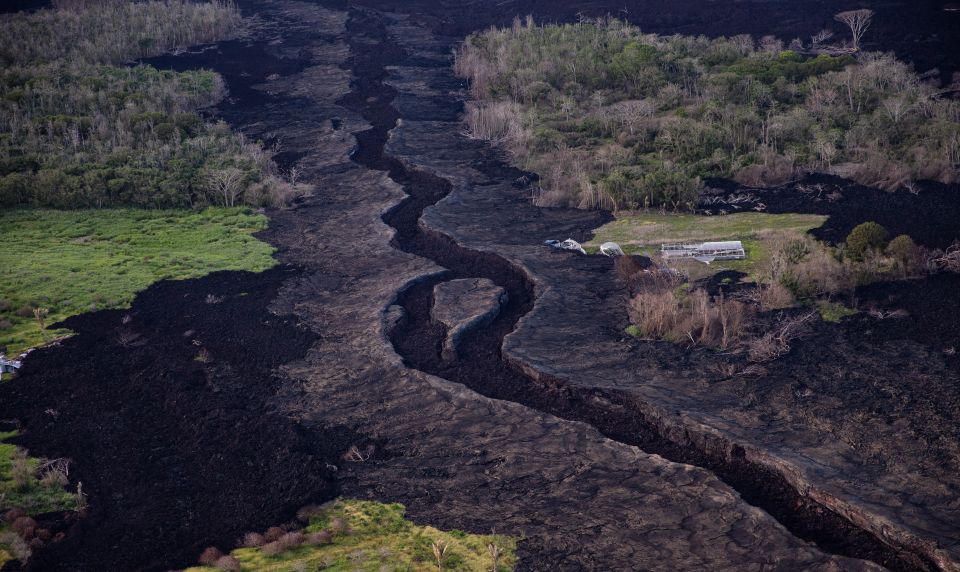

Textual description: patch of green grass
[817,300,858,323]
[1,430,79,566]
[186,499,517,572]
[588,211,827,277]
[0,208,275,354]
[0,430,77,515]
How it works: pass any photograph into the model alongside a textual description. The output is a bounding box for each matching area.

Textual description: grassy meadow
[0,208,275,354]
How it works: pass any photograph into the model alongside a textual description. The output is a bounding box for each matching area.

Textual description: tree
[846,221,889,258]
[834,9,874,52]
[886,234,916,260]
[881,95,912,123]
[203,167,245,207]
[886,234,925,275]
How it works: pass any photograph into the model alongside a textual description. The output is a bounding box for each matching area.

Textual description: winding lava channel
[334,7,938,572]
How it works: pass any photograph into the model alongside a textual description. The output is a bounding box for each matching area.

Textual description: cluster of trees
[456,16,960,210]
[0,0,241,66]
[0,0,303,209]
[760,222,935,304]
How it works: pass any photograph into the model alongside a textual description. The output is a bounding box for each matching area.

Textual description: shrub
[39,463,69,488]
[306,530,333,545]
[846,222,889,259]
[4,508,27,524]
[296,504,324,523]
[241,532,265,547]
[614,254,644,278]
[892,235,919,259]
[198,546,223,566]
[0,531,30,561]
[329,517,348,536]
[11,449,35,491]
[260,541,284,557]
[11,516,37,539]
[263,526,285,543]
[277,531,304,550]
[628,289,752,349]
[759,280,795,310]
[765,234,850,298]
[214,555,242,571]
[747,312,816,362]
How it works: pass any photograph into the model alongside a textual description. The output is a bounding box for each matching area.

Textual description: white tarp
[545,238,587,254]
[600,242,625,257]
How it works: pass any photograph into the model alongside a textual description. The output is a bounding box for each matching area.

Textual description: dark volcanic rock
[0,267,350,571]
[431,278,506,360]
[2,0,957,571]
[379,9,960,572]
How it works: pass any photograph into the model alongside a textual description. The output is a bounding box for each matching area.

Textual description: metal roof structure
[661,240,746,264]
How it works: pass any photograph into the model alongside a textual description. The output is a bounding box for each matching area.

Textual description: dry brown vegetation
[622,222,943,359]
[629,288,752,350]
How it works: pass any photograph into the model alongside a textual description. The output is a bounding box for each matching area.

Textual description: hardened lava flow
[336,7,942,572]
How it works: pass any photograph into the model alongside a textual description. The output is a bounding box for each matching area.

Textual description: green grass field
[587,211,827,277]
[187,499,517,572]
[0,208,276,354]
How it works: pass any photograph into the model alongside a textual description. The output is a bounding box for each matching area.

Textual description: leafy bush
[846,221,889,258]
[886,234,916,261]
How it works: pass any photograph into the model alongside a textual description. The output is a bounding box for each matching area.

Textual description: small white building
[661,241,746,264]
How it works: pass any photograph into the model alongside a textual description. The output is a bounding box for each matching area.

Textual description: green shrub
[886,234,915,260]
[846,222,889,258]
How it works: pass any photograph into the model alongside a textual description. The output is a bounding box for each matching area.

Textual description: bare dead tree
[39,458,70,487]
[343,444,372,462]
[115,327,142,348]
[747,311,817,363]
[810,29,834,48]
[287,165,303,187]
[203,167,245,207]
[936,243,960,272]
[881,95,912,123]
[834,9,875,52]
